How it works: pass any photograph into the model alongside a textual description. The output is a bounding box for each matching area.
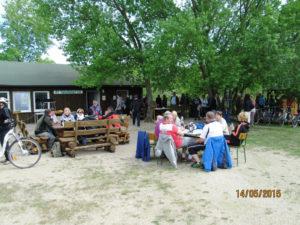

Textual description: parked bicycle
[292,114,300,128]
[0,121,42,169]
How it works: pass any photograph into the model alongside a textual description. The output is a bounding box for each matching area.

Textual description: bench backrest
[62,120,108,138]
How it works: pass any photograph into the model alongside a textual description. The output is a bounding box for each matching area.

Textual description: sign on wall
[53,90,83,95]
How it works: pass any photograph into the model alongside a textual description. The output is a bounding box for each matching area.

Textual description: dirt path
[0,122,299,225]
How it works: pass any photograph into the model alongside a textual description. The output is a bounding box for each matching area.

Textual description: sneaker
[191,162,201,168]
[0,159,10,165]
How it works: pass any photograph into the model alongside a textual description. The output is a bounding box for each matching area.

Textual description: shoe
[191,162,201,168]
[0,159,10,165]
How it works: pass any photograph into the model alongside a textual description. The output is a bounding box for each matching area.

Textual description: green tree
[0,0,52,62]
[44,0,177,120]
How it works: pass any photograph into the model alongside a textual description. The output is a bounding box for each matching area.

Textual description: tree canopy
[1,0,299,117]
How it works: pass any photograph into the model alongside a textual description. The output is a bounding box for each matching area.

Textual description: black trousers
[0,128,9,160]
[132,111,141,127]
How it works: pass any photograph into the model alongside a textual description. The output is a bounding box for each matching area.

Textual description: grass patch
[247,125,300,156]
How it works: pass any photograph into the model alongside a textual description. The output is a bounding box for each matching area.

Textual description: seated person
[35,109,57,150]
[154,115,163,139]
[215,111,229,135]
[189,111,224,168]
[228,112,249,146]
[159,111,198,150]
[74,108,87,145]
[61,107,75,124]
[99,106,121,128]
[172,111,182,127]
[50,108,59,124]
[74,108,85,121]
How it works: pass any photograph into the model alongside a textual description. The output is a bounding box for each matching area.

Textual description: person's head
[163,95,166,99]
[76,108,84,115]
[244,94,251,101]
[134,94,138,100]
[238,112,248,123]
[106,106,113,114]
[93,100,98,106]
[0,97,8,109]
[205,111,216,123]
[172,111,178,120]
[44,109,51,116]
[63,107,71,116]
[156,115,163,123]
[173,92,176,96]
[49,108,56,116]
[215,111,223,121]
[157,95,161,98]
[163,111,173,123]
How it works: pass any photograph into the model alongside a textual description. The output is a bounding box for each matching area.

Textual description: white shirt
[200,121,224,144]
[219,118,229,135]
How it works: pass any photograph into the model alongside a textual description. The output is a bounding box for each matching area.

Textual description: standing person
[290,97,299,118]
[200,95,208,117]
[235,94,243,115]
[89,100,102,116]
[131,95,142,127]
[0,97,12,163]
[162,95,168,108]
[115,95,125,114]
[243,94,254,124]
[35,109,56,151]
[208,94,217,111]
[125,96,131,115]
[170,92,179,108]
[156,95,162,108]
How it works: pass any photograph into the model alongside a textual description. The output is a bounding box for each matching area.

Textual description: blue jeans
[36,132,56,149]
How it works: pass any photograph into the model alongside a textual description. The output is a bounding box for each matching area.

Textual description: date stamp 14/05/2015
[236,189,282,198]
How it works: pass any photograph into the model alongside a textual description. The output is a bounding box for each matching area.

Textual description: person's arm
[199,125,209,143]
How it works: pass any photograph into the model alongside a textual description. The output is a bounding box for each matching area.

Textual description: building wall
[0,85,142,123]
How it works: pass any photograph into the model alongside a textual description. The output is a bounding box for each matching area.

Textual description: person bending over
[35,109,57,151]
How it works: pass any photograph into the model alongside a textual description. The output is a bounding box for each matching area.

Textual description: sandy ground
[0,121,299,225]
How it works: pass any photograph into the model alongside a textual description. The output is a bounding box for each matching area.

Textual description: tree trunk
[144,78,153,122]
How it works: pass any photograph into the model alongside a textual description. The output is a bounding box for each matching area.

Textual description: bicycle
[292,114,300,128]
[0,121,42,169]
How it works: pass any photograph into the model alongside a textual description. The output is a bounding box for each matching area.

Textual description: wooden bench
[57,120,118,157]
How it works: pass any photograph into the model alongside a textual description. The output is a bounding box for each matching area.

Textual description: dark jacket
[132,98,142,113]
[243,99,254,112]
[0,107,12,131]
[35,115,55,135]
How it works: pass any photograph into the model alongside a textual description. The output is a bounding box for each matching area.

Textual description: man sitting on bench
[35,109,57,151]
[99,106,121,128]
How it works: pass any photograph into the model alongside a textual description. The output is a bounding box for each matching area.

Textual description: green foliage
[0,0,52,62]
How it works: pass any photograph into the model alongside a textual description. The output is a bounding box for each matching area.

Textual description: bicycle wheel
[8,138,42,169]
[292,117,298,128]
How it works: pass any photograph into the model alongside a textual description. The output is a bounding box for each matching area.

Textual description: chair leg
[236,147,239,166]
[243,146,246,163]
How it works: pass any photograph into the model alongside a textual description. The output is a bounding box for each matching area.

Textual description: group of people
[154,109,249,169]
[34,94,144,151]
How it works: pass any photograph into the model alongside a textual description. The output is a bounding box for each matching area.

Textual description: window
[0,91,10,108]
[33,91,50,112]
[13,92,31,112]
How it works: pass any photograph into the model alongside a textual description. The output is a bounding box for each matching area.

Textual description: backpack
[51,141,62,157]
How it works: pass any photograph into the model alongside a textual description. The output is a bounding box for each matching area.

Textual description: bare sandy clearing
[0,122,299,225]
